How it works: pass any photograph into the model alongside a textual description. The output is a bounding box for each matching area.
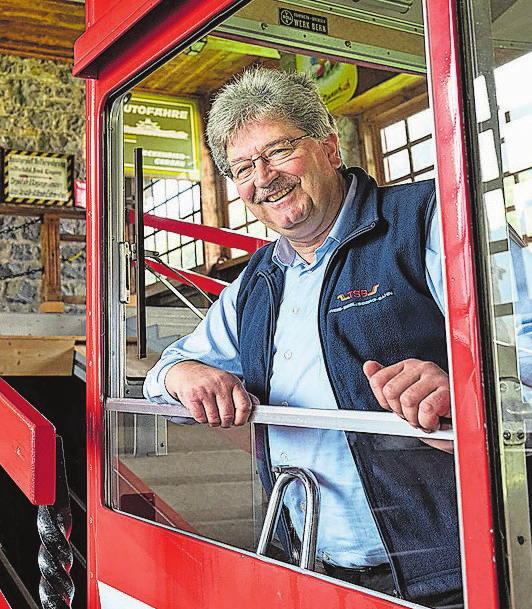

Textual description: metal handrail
[129,209,272,253]
[105,397,454,440]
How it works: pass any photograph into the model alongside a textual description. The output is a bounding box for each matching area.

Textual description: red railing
[0,378,56,505]
[129,210,272,296]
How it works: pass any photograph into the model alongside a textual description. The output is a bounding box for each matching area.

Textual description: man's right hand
[164,360,258,428]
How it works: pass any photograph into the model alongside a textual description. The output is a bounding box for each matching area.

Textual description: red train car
[66,0,532,607]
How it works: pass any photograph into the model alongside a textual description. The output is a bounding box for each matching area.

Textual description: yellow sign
[2,150,74,206]
[295,56,358,112]
[123,94,201,180]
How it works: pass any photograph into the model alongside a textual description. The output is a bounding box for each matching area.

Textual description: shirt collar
[272,172,358,268]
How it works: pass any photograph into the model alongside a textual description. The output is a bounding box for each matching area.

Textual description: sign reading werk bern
[123,94,201,180]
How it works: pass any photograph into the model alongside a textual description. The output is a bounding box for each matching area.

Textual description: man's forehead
[226,119,299,159]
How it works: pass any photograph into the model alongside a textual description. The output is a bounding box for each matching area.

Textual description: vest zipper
[317,220,405,599]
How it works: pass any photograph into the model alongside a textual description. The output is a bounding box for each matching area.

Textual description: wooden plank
[0,204,86,219]
[0,336,77,376]
[0,0,84,62]
[39,301,65,313]
[0,377,55,505]
[335,73,426,115]
[41,214,62,304]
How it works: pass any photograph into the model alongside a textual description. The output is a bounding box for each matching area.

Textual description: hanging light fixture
[183,37,208,56]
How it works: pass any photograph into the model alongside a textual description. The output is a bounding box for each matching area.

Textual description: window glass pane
[228,199,247,228]
[460,0,532,602]
[107,0,468,603]
[167,249,181,268]
[384,149,410,181]
[110,412,460,605]
[167,232,181,252]
[166,179,179,198]
[178,189,194,218]
[381,121,407,153]
[414,169,435,181]
[504,117,532,174]
[181,242,197,268]
[407,108,433,141]
[155,231,167,255]
[226,178,240,201]
[411,139,435,172]
[247,221,267,237]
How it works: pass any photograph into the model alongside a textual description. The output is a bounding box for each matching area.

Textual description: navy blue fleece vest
[236,168,461,601]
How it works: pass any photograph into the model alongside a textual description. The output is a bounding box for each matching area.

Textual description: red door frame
[74,0,500,606]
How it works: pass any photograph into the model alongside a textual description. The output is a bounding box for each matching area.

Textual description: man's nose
[253,157,278,187]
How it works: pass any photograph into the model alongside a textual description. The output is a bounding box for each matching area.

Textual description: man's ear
[322,133,343,169]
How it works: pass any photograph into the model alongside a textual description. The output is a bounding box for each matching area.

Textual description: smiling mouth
[263,185,296,203]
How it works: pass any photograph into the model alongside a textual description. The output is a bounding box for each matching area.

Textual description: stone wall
[0,54,86,314]
[0,215,86,314]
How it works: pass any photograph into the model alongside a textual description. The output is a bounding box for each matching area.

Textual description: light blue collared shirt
[144,174,444,567]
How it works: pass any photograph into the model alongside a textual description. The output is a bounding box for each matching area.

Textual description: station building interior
[0,0,530,607]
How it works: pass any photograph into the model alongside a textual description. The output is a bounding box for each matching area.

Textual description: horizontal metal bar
[128,209,271,253]
[106,397,454,440]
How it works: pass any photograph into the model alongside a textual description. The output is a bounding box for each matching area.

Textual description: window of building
[225,177,275,259]
[143,178,203,284]
[380,107,435,185]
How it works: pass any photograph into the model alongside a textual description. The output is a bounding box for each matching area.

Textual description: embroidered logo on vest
[336,284,379,302]
[329,285,394,314]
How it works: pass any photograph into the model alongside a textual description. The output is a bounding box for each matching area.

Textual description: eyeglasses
[228,134,312,184]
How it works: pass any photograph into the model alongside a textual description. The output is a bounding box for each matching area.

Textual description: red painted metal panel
[74,0,238,78]
[0,590,12,609]
[96,506,408,609]
[145,259,229,296]
[74,0,166,77]
[426,0,499,607]
[129,209,272,253]
[0,378,56,505]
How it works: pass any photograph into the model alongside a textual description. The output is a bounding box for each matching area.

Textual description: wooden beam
[197,97,226,270]
[59,233,86,243]
[40,214,62,309]
[0,203,86,219]
[335,74,426,116]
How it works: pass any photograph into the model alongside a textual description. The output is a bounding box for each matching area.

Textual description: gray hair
[206,68,339,176]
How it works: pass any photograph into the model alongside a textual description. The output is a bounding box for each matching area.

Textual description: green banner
[124,94,201,180]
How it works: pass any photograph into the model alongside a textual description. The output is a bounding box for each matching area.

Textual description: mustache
[253,176,300,204]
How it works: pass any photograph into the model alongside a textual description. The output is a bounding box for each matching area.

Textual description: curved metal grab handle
[256,466,320,570]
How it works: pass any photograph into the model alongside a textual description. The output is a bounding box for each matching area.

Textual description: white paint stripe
[97,581,157,609]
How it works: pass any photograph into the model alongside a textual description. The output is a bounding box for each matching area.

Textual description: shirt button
[280,452,288,463]
[299,501,306,512]
[293,306,300,314]
[322,552,330,561]
[281,401,289,406]
[284,350,293,359]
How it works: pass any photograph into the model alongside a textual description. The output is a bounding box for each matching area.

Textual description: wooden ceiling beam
[0,0,84,62]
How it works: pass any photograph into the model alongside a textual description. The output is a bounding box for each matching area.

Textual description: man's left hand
[363,359,451,433]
